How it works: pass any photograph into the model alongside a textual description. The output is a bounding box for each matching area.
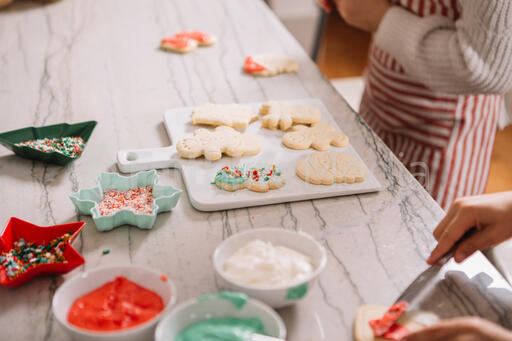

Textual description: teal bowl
[69,170,182,231]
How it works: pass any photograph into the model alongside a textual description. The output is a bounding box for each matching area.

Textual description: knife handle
[436,227,478,265]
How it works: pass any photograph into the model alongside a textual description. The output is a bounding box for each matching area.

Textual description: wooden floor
[316,12,512,194]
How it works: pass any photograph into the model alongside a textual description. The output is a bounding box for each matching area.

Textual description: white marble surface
[0,0,511,340]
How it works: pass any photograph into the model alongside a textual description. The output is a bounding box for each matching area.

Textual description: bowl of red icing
[52,265,176,341]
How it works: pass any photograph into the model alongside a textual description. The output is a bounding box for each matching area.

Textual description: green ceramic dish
[69,170,182,231]
[0,121,97,166]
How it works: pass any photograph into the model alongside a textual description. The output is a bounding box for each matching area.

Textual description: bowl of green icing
[155,292,286,341]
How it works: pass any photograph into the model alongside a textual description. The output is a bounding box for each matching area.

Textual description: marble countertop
[0,0,511,340]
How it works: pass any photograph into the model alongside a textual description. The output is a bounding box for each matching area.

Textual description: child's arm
[375,0,512,94]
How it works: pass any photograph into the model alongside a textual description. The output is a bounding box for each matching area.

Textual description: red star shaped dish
[0,217,85,288]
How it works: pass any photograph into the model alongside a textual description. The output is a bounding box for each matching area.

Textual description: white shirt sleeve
[374,1,512,94]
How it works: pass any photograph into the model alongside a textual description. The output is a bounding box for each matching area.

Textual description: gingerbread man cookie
[296,152,366,185]
[191,103,258,129]
[177,126,261,161]
[244,55,299,77]
[259,101,322,131]
[283,122,349,150]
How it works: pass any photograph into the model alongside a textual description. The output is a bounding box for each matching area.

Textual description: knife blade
[394,228,477,304]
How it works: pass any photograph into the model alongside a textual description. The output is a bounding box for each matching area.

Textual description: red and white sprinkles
[15,137,86,158]
[97,186,154,216]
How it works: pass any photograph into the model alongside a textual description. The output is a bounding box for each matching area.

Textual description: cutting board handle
[117,146,180,173]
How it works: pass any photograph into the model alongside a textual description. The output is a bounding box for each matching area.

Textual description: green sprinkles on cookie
[213,164,285,192]
[213,166,249,191]
[15,136,86,158]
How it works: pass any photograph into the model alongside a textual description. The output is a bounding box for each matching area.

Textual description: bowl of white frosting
[213,228,327,308]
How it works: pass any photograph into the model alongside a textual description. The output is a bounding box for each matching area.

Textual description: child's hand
[402,317,512,341]
[333,0,390,32]
[427,191,512,265]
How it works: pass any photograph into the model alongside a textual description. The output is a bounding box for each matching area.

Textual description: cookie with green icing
[213,166,249,192]
[213,165,285,193]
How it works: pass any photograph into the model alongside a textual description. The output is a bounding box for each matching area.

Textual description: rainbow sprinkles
[213,165,285,193]
[0,233,71,279]
[15,137,85,158]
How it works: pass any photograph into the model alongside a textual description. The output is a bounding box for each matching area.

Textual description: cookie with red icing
[354,303,439,341]
[244,54,298,77]
[160,31,216,53]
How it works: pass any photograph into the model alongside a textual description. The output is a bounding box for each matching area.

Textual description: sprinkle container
[0,121,97,166]
[0,217,85,288]
[69,170,182,231]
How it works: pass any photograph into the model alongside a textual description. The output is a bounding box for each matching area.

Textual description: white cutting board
[117,98,381,211]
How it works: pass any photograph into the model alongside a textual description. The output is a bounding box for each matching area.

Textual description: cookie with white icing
[160,31,216,53]
[244,54,299,77]
[296,151,366,185]
[191,103,258,129]
[259,101,322,131]
[244,165,285,192]
[183,30,216,46]
[283,122,349,150]
[177,126,261,161]
[161,35,198,53]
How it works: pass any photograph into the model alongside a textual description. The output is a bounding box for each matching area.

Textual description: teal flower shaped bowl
[69,170,181,231]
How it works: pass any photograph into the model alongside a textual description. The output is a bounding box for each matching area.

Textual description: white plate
[117,98,381,211]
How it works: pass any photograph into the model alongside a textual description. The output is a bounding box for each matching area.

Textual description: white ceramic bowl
[52,265,177,341]
[155,294,286,340]
[213,228,327,308]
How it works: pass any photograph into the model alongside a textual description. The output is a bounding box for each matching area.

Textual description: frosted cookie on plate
[213,166,248,192]
[244,54,298,77]
[259,101,321,131]
[191,103,258,129]
[296,151,366,185]
[213,165,285,192]
[244,165,285,192]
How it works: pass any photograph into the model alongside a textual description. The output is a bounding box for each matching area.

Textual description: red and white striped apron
[359,0,502,209]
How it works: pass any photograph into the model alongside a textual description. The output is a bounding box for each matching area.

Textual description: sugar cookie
[177,126,261,161]
[283,122,349,150]
[296,152,366,185]
[354,305,439,341]
[259,101,322,131]
[244,55,299,77]
[213,165,285,192]
[191,103,258,129]
[161,36,198,53]
[161,31,216,53]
